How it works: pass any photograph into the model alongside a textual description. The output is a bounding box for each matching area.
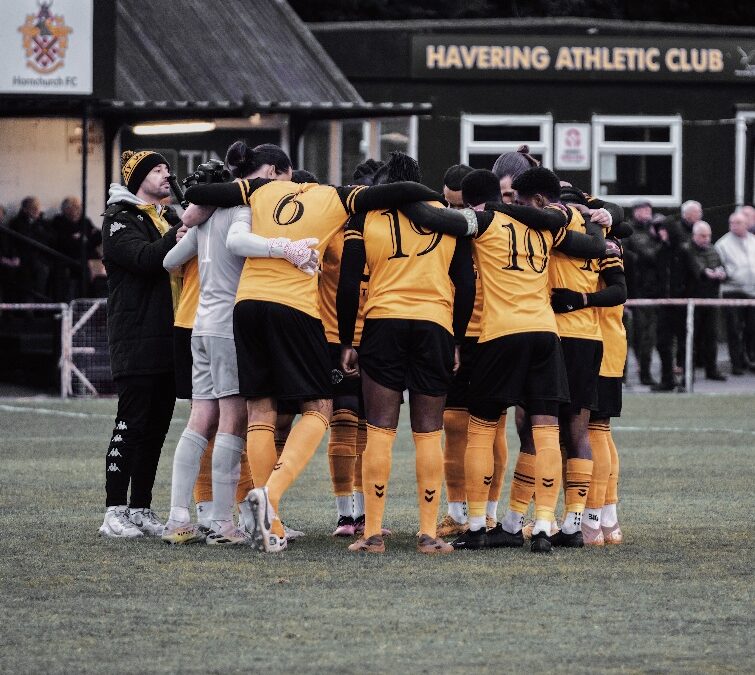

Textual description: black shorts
[446,336,479,409]
[560,337,603,413]
[468,331,569,418]
[358,318,455,396]
[234,300,332,401]
[173,326,193,400]
[590,376,622,420]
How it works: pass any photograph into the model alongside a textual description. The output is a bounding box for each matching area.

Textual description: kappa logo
[330,368,344,385]
[137,215,144,221]
[108,448,122,457]
[111,434,123,443]
[107,463,120,472]
[18,1,73,75]
[424,488,436,503]
[110,222,126,236]
[116,421,128,430]
[374,483,385,498]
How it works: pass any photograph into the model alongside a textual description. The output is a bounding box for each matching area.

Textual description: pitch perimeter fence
[2,298,755,397]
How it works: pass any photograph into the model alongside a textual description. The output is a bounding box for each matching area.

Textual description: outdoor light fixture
[132,121,217,135]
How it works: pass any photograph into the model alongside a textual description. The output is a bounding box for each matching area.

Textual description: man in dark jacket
[98,150,185,538]
[688,221,727,380]
[623,200,663,385]
[653,218,699,391]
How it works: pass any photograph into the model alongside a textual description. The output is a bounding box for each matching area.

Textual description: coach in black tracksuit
[98,150,183,538]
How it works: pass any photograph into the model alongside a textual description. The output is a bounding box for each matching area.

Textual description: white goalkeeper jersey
[163,206,248,339]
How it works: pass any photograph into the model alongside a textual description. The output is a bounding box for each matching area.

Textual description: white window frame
[460,114,553,169]
[735,111,755,206]
[591,115,682,208]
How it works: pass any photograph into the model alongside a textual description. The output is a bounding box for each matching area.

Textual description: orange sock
[354,419,366,493]
[414,430,443,538]
[465,416,497,521]
[489,414,508,502]
[585,423,611,510]
[532,424,562,522]
[509,451,536,513]
[247,422,277,487]
[235,450,254,503]
[442,408,468,503]
[266,411,330,514]
[328,409,358,496]
[564,457,594,514]
[362,424,396,538]
[605,428,620,505]
[193,436,215,504]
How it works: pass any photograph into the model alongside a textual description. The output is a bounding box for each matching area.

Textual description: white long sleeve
[163,226,198,271]
[226,215,276,259]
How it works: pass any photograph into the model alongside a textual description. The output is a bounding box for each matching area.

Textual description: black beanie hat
[121,150,170,194]
[443,164,474,191]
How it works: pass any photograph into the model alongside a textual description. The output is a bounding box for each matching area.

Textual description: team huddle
[100,141,629,555]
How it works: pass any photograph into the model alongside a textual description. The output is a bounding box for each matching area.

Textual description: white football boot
[99,506,144,539]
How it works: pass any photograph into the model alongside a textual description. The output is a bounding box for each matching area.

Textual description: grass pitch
[1,394,753,673]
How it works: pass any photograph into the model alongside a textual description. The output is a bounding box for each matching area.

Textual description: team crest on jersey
[109,222,126,236]
[331,368,344,385]
[18,1,73,75]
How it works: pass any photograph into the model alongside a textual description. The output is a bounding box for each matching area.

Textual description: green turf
[1,394,753,673]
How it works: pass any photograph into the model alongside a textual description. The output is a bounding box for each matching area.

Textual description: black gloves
[551,288,586,313]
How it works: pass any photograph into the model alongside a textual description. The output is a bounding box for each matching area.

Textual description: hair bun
[121,150,135,167]
[517,145,530,154]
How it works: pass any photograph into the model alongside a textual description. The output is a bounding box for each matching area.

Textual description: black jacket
[101,201,179,379]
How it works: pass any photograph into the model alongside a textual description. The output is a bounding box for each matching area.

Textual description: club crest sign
[18,1,72,74]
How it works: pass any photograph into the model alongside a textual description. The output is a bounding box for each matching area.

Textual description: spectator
[623,199,663,385]
[668,200,703,243]
[6,196,55,301]
[741,205,755,234]
[50,196,101,301]
[1,204,21,302]
[714,210,755,374]
[653,218,698,391]
[688,221,727,380]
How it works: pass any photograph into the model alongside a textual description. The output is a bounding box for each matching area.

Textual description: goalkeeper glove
[268,237,320,276]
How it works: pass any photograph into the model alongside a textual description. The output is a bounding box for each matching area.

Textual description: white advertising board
[554,123,591,170]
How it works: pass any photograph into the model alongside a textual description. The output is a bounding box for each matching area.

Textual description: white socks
[448,501,467,524]
[468,515,486,532]
[501,509,525,534]
[336,495,353,518]
[601,503,618,527]
[561,511,582,535]
[353,490,365,519]
[584,507,602,530]
[169,429,208,523]
[532,519,552,536]
[196,501,213,528]
[211,433,245,523]
[486,500,498,521]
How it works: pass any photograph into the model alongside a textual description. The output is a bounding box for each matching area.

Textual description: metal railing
[3,297,755,397]
[626,298,755,392]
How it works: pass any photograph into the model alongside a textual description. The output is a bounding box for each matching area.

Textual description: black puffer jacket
[101,200,179,379]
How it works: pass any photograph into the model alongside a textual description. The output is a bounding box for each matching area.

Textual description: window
[592,115,682,207]
[298,117,417,184]
[460,115,553,171]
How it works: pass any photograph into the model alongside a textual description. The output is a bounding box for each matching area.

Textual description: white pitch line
[614,425,755,435]
[0,404,187,425]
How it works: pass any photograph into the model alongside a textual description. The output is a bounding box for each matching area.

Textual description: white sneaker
[127,508,165,537]
[283,524,305,541]
[246,487,287,553]
[99,506,144,539]
[205,520,250,546]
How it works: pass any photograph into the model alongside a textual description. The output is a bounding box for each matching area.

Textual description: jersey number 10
[500,223,548,274]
